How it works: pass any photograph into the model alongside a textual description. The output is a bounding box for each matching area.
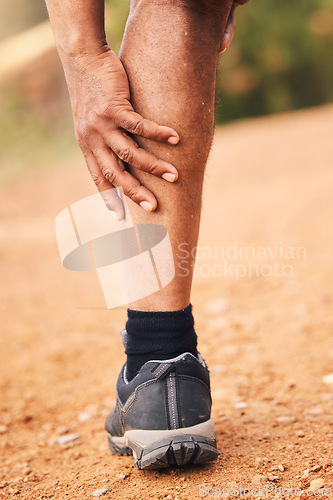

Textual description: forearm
[44,0,181,217]
[45,0,107,59]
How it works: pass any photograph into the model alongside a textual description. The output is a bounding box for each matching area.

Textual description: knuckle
[118,113,143,135]
[96,103,111,119]
[103,169,117,185]
[91,172,103,187]
[126,185,140,201]
[147,163,159,175]
[118,117,133,131]
[87,111,102,130]
[130,120,145,136]
[75,124,90,145]
[118,148,133,164]
[81,146,90,158]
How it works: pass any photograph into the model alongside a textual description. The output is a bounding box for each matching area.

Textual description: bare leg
[119,0,233,311]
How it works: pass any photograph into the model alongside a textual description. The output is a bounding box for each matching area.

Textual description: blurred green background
[0,0,332,182]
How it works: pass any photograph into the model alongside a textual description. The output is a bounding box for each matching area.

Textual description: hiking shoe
[105,344,217,469]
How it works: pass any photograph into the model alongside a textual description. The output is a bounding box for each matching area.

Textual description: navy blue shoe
[105,341,217,470]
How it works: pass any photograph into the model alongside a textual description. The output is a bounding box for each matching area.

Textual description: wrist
[57,33,109,61]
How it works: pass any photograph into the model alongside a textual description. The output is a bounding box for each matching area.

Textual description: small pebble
[263,433,271,440]
[53,481,59,485]
[267,473,279,482]
[118,473,126,480]
[311,465,322,472]
[8,489,19,495]
[301,470,310,480]
[276,416,296,424]
[271,466,279,471]
[0,425,8,434]
[322,374,333,385]
[297,430,305,437]
[252,475,265,485]
[277,464,285,472]
[254,457,269,466]
[56,426,69,435]
[92,488,111,498]
[305,407,323,417]
[22,467,31,476]
[235,401,247,410]
[78,412,91,423]
[310,478,324,490]
[57,434,79,446]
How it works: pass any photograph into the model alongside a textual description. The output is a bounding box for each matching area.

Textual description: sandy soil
[1,105,333,499]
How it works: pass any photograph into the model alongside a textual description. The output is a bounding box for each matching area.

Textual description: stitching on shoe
[123,375,210,412]
[152,364,168,378]
[151,362,174,379]
[123,379,157,413]
[167,373,178,430]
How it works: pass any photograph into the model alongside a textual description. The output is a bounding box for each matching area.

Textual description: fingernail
[162,172,177,182]
[168,136,179,145]
[110,210,122,221]
[140,201,154,212]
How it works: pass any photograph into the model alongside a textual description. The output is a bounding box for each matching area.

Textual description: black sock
[125,303,198,381]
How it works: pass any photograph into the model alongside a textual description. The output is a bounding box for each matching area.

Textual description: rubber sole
[107,419,218,470]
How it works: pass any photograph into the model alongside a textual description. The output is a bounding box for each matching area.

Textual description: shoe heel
[124,419,218,469]
[107,434,132,456]
[128,434,218,470]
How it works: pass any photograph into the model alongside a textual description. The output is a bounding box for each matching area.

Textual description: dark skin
[45,0,248,310]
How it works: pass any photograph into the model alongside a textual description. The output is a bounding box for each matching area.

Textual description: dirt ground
[1,105,333,499]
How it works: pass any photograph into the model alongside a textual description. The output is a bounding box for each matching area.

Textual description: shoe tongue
[120,329,128,350]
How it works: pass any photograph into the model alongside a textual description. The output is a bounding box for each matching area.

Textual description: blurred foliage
[105,0,129,52]
[216,0,333,122]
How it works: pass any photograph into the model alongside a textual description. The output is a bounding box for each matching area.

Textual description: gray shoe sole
[107,419,218,470]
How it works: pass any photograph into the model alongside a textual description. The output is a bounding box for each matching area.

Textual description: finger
[84,152,125,220]
[94,146,158,212]
[107,131,178,182]
[219,8,236,53]
[116,110,180,145]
